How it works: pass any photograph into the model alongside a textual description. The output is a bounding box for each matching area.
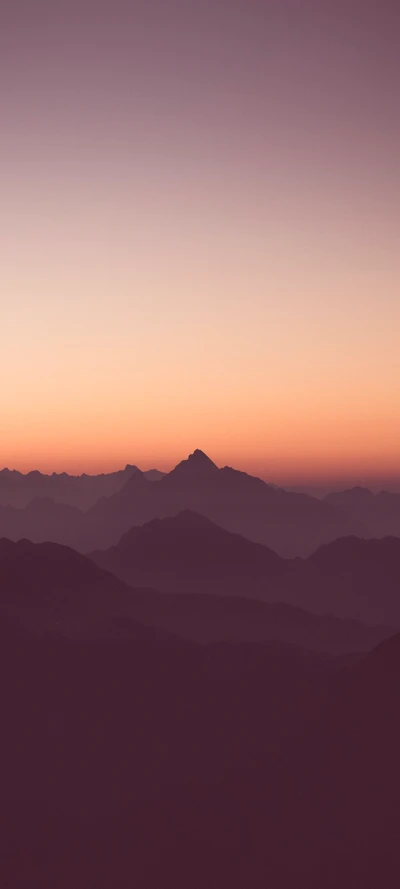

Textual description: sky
[1,0,399,483]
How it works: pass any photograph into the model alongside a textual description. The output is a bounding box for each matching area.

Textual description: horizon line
[1,451,400,490]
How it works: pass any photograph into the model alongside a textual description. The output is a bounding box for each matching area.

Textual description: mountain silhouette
[90,511,400,626]
[84,449,361,554]
[0,537,132,610]
[0,464,164,510]
[169,448,219,478]
[0,497,87,548]
[0,537,191,650]
[1,535,389,655]
[0,451,365,554]
[3,451,400,575]
[90,510,289,595]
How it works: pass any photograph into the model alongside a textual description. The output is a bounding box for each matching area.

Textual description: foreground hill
[117,589,391,655]
[0,604,400,888]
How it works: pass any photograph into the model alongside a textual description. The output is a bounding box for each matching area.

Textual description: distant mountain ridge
[0,464,165,510]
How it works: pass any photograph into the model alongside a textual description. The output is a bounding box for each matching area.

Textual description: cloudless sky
[1,0,399,482]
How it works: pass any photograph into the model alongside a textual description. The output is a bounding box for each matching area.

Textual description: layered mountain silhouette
[4,451,384,555]
[2,469,400,624]
[0,449,363,556]
[0,498,87,548]
[82,448,361,554]
[90,510,400,627]
[90,509,291,595]
[0,538,188,647]
[0,464,164,510]
[0,537,129,608]
[0,535,391,655]
[1,468,400,886]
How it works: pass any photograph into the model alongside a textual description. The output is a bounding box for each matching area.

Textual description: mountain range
[2,472,400,886]
[3,450,400,556]
[0,534,394,655]
[0,449,365,555]
[90,509,400,626]
[84,449,361,554]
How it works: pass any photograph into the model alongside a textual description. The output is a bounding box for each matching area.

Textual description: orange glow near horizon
[2,262,399,483]
[2,394,400,484]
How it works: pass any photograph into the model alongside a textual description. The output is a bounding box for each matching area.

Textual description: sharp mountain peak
[172,449,219,475]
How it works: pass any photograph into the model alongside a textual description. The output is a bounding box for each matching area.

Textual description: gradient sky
[1,0,399,483]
